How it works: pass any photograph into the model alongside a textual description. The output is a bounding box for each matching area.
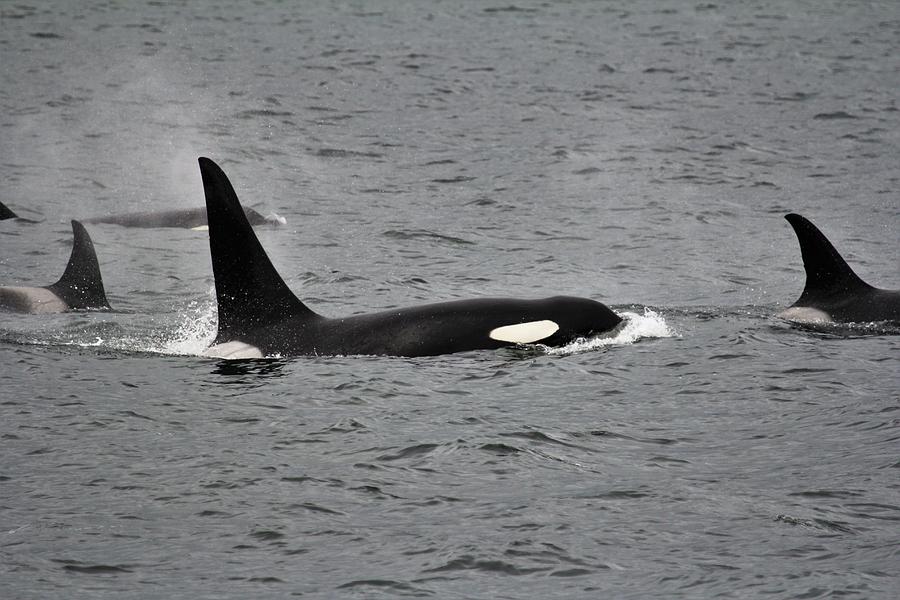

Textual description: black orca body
[198,157,622,358]
[0,200,17,220]
[779,213,899,324]
[0,220,111,313]
[83,206,281,229]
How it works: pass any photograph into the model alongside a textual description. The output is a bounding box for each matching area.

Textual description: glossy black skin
[83,206,277,228]
[0,199,17,220]
[199,157,622,358]
[785,213,899,323]
[226,296,621,357]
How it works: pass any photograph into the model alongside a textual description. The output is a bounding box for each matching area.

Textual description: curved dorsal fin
[0,199,18,220]
[198,157,317,344]
[785,213,874,301]
[46,220,110,309]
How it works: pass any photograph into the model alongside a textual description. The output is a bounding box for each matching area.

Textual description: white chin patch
[778,307,833,324]
[489,320,560,344]
[203,341,264,359]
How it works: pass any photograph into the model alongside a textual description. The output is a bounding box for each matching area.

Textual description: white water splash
[266,212,287,225]
[155,297,218,356]
[545,308,676,355]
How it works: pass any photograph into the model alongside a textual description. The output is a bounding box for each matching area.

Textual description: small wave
[545,308,676,355]
[315,148,384,159]
[783,319,900,337]
[383,229,474,245]
[337,579,432,595]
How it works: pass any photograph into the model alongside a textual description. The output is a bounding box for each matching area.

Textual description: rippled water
[2,1,899,598]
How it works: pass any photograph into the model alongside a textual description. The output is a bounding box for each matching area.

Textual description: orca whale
[0,220,111,313]
[779,213,899,324]
[1,199,19,220]
[197,157,622,358]
[83,205,283,229]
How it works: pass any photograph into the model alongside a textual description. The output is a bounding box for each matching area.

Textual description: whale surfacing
[779,213,899,324]
[197,157,622,358]
[0,220,111,313]
[0,199,18,221]
[83,206,283,229]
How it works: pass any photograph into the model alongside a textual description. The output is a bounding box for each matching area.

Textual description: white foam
[267,212,287,225]
[156,296,218,356]
[545,308,676,355]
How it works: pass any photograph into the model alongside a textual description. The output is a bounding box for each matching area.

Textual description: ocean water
[1,1,898,598]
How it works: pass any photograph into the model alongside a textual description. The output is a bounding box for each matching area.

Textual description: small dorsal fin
[46,220,111,309]
[0,199,18,220]
[785,213,874,301]
[198,157,318,344]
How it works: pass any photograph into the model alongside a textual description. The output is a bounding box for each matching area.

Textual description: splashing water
[157,297,218,356]
[545,308,676,356]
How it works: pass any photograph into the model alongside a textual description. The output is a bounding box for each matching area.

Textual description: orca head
[45,220,111,310]
[486,296,622,347]
[543,295,623,344]
[198,157,319,350]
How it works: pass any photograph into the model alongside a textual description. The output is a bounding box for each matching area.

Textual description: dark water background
[2,1,898,598]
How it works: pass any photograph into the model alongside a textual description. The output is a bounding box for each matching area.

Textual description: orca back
[45,220,110,310]
[83,206,277,229]
[198,157,318,344]
[784,213,875,304]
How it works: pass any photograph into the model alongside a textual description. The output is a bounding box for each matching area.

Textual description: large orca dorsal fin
[0,199,18,220]
[785,213,874,301]
[198,157,318,343]
[46,220,111,310]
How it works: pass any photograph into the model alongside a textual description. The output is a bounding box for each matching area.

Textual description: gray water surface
[2,1,899,598]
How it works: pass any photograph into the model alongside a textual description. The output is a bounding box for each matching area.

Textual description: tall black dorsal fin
[198,157,318,343]
[785,213,874,301]
[0,199,18,220]
[46,220,111,309]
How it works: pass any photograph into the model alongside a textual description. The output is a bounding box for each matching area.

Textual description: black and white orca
[0,220,111,313]
[83,205,283,229]
[1,199,19,220]
[197,157,623,358]
[779,213,899,324]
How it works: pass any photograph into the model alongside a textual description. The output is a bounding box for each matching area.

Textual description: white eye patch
[489,320,559,344]
[203,341,264,359]
[190,225,210,231]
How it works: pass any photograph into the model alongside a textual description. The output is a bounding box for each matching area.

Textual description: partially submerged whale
[197,157,622,358]
[1,199,19,220]
[0,220,111,313]
[83,206,283,229]
[779,213,899,324]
